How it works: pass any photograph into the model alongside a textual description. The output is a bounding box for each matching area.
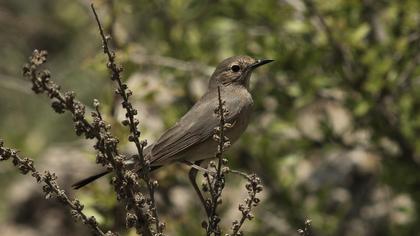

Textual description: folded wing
[149,90,242,165]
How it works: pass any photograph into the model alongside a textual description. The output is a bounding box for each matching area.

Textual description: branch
[199,87,263,236]
[302,0,358,86]
[204,86,229,236]
[90,4,164,234]
[22,49,154,236]
[230,173,263,236]
[0,140,114,236]
[302,0,417,163]
[129,52,213,76]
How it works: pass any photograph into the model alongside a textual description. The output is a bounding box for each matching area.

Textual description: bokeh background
[1,0,420,235]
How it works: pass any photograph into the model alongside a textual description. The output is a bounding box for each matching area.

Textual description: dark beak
[249,59,274,69]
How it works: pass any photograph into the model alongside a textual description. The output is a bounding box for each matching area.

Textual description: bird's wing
[149,90,242,165]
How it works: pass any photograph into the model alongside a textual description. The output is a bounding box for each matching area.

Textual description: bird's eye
[231,65,240,72]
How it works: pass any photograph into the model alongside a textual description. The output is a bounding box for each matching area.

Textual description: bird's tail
[72,165,162,189]
[72,170,111,189]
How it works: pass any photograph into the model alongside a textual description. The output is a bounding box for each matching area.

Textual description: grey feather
[148,86,251,166]
[72,55,272,189]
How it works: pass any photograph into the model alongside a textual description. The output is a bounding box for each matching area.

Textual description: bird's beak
[249,59,274,69]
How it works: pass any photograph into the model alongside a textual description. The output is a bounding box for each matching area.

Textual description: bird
[72,55,273,189]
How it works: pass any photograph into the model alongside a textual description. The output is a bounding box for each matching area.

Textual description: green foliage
[0,0,419,235]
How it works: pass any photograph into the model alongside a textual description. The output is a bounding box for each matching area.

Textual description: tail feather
[72,170,111,189]
[72,165,163,190]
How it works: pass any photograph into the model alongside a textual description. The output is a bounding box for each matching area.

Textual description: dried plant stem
[22,49,154,236]
[215,86,226,180]
[0,140,114,236]
[197,87,263,236]
[203,86,228,236]
[90,4,163,234]
[230,173,262,236]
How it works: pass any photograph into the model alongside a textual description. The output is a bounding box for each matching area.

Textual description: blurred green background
[1,0,420,235]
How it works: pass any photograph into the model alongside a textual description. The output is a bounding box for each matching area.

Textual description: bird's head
[208,55,273,90]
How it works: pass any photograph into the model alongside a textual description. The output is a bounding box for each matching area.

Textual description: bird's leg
[183,160,216,176]
[188,160,211,217]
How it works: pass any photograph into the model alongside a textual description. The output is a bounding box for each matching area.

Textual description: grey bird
[72,56,273,189]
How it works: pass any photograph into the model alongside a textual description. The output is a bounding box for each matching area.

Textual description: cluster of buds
[229,174,263,236]
[22,48,157,235]
[297,219,313,236]
[212,92,233,151]
[0,140,38,178]
[92,4,165,234]
[212,124,232,152]
[0,140,113,235]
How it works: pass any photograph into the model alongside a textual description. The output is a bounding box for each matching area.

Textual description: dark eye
[231,65,240,72]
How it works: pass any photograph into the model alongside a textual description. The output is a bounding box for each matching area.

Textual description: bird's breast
[224,87,253,143]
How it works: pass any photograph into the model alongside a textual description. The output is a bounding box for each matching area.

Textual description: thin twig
[303,0,359,87]
[0,140,114,236]
[129,52,213,76]
[90,4,163,234]
[22,49,153,236]
[230,173,263,236]
[197,87,263,235]
[204,86,227,236]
